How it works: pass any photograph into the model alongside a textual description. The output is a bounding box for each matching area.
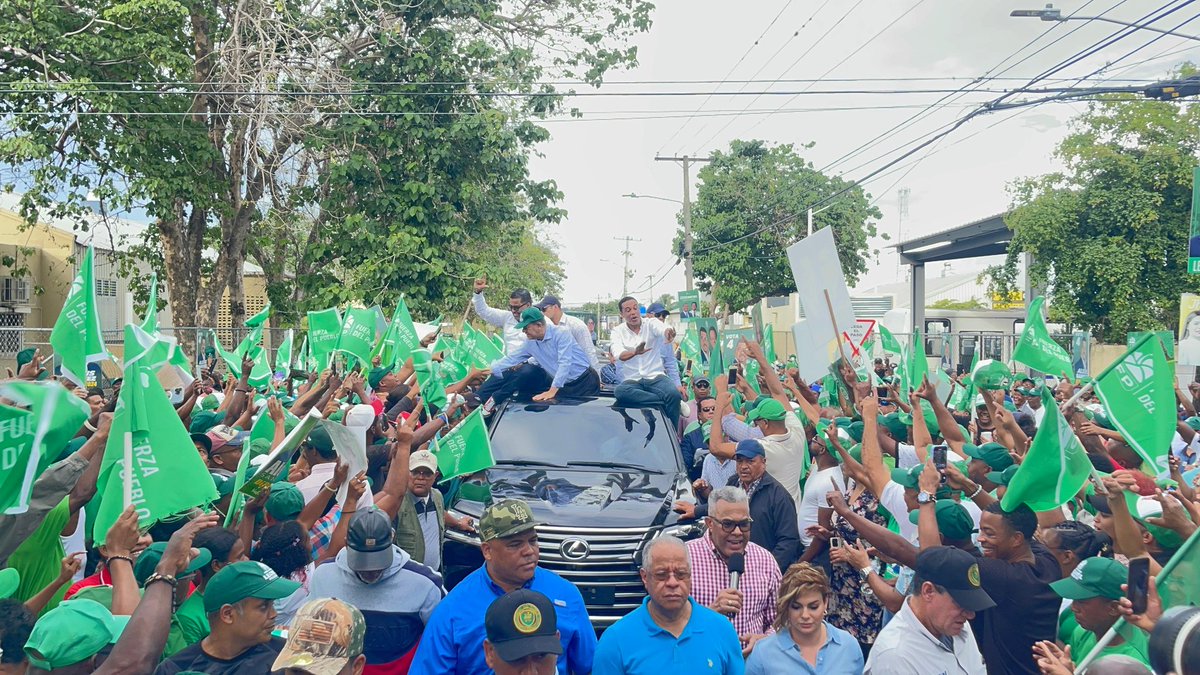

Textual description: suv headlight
[659,520,705,540]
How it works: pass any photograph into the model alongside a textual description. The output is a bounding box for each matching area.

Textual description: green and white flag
[50,244,110,387]
[762,328,777,364]
[948,350,979,411]
[336,307,377,368]
[490,333,505,353]
[1014,296,1072,376]
[296,335,309,371]
[244,303,271,328]
[1094,333,1175,474]
[461,322,504,369]
[372,298,421,369]
[902,328,928,394]
[878,325,903,355]
[972,359,1013,391]
[431,408,494,480]
[1001,387,1090,512]
[139,275,194,385]
[307,308,342,372]
[411,349,447,413]
[0,381,92,514]
[275,330,294,375]
[92,325,217,543]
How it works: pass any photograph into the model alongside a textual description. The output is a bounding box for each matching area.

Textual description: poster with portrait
[677,290,702,319]
[1178,293,1200,365]
[690,318,723,379]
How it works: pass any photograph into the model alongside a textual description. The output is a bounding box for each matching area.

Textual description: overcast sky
[528,0,1198,306]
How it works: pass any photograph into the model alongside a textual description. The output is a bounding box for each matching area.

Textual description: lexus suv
[441,396,701,629]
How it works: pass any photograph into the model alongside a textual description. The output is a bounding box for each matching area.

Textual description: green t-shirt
[168,588,210,654]
[1066,621,1151,667]
[9,497,70,614]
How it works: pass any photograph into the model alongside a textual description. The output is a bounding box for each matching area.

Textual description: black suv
[441,396,701,629]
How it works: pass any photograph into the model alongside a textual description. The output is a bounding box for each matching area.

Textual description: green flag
[336,308,377,368]
[248,345,272,388]
[949,350,979,411]
[371,299,421,368]
[1094,333,1175,474]
[0,381,92,514]
[461,322,504,369]
[93,325,217,543]
[307,308,342,372]
[878,325,903,355]
[411,349,447,413]
[490,333,505,353]
[138,275,194,384]
[50,244,110,387]
[275,330,294,374]
[1014,296,1072,376]
[296,335,309,371]
[762,328,777,364]
[214,334,242,376]
[905,328,928,394]
[431,408,494,480]
[245,303,271,328]
[1001,387,1091,511]
[744,358,762,395]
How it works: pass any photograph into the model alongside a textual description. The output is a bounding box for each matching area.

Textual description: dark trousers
[558,368,601,398]
[614,376,682,429]
[478,364,600,406]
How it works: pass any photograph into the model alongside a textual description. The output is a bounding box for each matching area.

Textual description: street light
[1010,4,1200,42]
[622,193,683,205]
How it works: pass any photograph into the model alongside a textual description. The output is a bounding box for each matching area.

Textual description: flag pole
[123,431,133,508]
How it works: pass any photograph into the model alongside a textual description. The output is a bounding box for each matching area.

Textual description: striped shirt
[686,533,780,639]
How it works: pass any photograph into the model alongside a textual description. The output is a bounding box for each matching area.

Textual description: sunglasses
[509,303,529,315]
[700,406,717,413]
[714,518,753,533]
[650,569,692,582]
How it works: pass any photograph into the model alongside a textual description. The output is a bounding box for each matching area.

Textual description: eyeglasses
[509,303,529,315]
[650,569,691,582]
[700,406,717,413]
[714,518,753,533]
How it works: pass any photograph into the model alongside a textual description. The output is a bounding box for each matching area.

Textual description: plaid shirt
[309,505,343,561]
[686,532,780,638]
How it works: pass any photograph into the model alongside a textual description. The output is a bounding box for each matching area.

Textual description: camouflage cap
[271,598,366,675]
[480,499,538,542]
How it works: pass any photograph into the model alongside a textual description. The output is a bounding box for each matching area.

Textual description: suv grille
[535,524,653,628]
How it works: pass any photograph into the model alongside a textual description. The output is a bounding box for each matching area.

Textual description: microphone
[727,552,745,591]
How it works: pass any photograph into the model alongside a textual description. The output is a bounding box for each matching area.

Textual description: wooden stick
[823,289,850,365]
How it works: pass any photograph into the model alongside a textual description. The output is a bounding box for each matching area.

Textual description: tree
[677,140,882,314]
[929,298,986,310]
[0,0,652,327]
[988,88,1200,342]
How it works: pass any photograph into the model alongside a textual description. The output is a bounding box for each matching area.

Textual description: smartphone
[1127,557,1150,615]
[728,367,738,386]
[876,386,888,398]
[685,359,693,375]
[932,444,949,483]
[980,430,994,443]
[829,536,843,549]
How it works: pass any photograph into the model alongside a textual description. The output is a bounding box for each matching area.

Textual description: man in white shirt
[295,426,375,510]
[865,546,992,674]
[536,295,600,373]
[471,277,531,356]
[608,296,683,429]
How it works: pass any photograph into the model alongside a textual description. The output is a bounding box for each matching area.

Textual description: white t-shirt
[757,412,809,506]
[880,480,918,543]
[798,465,843,545]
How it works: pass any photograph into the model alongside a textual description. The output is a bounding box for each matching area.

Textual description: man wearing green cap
[155,561,300,674]
[1049,556,1151,666]
[963,442,1014,495]
[475,306,599,406]
[23,598,119,673]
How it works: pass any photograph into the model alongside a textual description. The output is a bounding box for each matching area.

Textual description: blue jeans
[614,376,682,429]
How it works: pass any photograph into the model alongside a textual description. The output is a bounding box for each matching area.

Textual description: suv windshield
[490,402,681,474]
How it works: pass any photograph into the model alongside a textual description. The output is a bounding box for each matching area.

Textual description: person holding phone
[1045,556,1152,667]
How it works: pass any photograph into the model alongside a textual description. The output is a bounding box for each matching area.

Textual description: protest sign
[786,227,856,370]
[1178,292,1200,366]
[677,290,702,318]
[240,411,323,499]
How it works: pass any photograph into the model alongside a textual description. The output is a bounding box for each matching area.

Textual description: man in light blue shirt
[475,308,600,406]
[594,536,743,675]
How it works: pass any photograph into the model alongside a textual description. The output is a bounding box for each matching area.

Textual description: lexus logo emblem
[560,538,591,561]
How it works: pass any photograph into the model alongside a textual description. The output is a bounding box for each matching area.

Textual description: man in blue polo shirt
[593,535,743,674]
[409,499,596,675]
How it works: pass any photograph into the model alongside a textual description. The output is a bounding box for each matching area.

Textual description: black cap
[346,507,395,572]
[915,546,996,612]
[535,296,561,310]
[485,589,563,663]
[190,433,212,453]
[1087,493,1113,515]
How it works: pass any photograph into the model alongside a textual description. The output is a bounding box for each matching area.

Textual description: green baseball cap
[1050,556,1126,601]
[203,561,301,614]
[965,442,1014,471]
[305,426,334,454]
[212,472,236,498]
[0,568,19,599]
[24,599,118,670]
[972,359,1013,391]
[189,410,222,433]
[514,307,546,330]
[1186,417,1200,432]
[986,465,1020,486]
[879,413,908,441]
[200,394,220,411]
[890,465,923,490]
[909,499,975,541]
[133,542,212,585]
[746,398,787,422]
[368,366,394,391]
[265,482,306,521]
[846,420,865,443]
[898,400,940,436]
[480,499,539,542]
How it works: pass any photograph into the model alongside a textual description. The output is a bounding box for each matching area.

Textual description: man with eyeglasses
[471,277,533,356]
[680,396,717,480]
[594,536,744,674]
[683,486,781,657]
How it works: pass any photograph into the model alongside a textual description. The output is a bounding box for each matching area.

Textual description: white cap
[344,404,377,428]
[409,449,439,473]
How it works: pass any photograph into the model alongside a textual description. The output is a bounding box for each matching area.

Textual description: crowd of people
[1,277,1199,675]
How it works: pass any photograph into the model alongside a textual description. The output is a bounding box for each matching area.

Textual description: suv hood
[477,467,691,528]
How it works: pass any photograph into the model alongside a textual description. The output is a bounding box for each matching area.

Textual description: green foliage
[991,90,1200,342]
[679,140,881,314]
[929,298,986,310]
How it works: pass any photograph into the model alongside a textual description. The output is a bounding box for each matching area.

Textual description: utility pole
[656,155,711,291]
[646,275,656,302]
[613,235,640,297]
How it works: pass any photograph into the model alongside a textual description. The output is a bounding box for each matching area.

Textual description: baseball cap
[845,420,865,443]
[693,377,711,388]
[879,413,908,440]
[535,296,561,310]
[368,367,394,391]
[133,542,212,585]
[480,499,539,542]
[200,394,220,411]
[409,449,439,474]
[272,598,366,675]
[203,561,301,614]
[189,409,222,433]
[514,307,546,330]
[914,546,996,612]
[485,589,564,663]
[1050,556,1126,601]
[0,568,19,599]
[24,599,118,670]
[266,482,306,521]
[734,439,765,460]
[746,398,787,422]
[646,302,669,316]
[15,348,49,381]
[347,507,396,572]
[965,442,1014,471]
[890,465,924,490]
[305,426,335,455]
[909,500,976,541]
[986,465,1020,486]
[191,432,213,454]
[207,424,249,452]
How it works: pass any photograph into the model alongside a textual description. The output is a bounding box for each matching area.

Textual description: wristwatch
[917,490,936,506]
[858,566,874,579]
